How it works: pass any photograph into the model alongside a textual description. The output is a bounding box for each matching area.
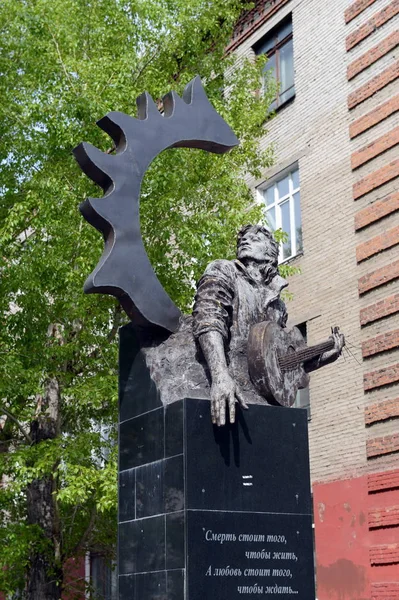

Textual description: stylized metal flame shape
[73,76,239,334]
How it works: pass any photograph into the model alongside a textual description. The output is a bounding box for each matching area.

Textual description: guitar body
[247,321,310,407]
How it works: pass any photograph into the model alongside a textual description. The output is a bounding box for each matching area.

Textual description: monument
[74,77,344,599]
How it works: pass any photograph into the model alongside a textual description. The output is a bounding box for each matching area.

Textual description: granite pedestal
[118,325,315,599]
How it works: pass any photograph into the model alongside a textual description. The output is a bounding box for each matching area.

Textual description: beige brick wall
[233,0,399,483]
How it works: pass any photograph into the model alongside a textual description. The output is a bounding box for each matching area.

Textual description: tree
[0,0,277,597]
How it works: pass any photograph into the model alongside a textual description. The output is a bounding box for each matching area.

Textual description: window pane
[277,19,292,42]
[279,38,294,94]
[291,169,299,190]
[267,206,276,230]
[263,52,276,79]
[263,53,277,100]
[264,186,275,206]
[293,191,303,253]
[255,35,275,56]
[279,86,295,105]
[295,387,310,410]
[280,200,291,259]
[269,98,277,111]
[277,175,289,199]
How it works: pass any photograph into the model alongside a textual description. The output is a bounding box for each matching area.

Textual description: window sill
[279,250,303,267]
[267,92,296,119]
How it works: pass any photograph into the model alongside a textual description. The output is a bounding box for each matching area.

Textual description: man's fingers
[219,394,228,426]
[235,388,249,410]
[229,394,235,424]
[211,397,217,425]
[211,383,248,426]
[215,398,221,426]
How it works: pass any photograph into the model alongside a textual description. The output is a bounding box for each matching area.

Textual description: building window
[259,167,302,262]
[254,15,295,110]
[90,554,117,600]
[293,322,310,419]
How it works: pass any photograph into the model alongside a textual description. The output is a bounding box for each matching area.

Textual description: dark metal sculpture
[191,225,345,425]
[73,76,239,333]
[137,225,345,426]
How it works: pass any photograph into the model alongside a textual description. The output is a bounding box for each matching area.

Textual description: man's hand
[319,329,345,365]
[333,329,345,354]
[210,371,249,426]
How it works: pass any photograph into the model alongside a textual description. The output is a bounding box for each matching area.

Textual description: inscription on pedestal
[187,510,315,600]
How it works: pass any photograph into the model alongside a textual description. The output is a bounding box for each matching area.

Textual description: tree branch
[47,27,77,92]
[0,405,32,444]
[131,44,162,87]
[69,506,97,558]
[107,302,123,343]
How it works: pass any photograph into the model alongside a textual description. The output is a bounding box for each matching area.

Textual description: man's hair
[237,224,279,266]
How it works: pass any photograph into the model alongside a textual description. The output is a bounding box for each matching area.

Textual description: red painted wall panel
[314,473,399,599]
[313,476,371,600]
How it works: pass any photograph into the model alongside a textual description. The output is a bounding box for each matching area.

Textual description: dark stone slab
[165,400,184,458]
[119,326,162,422]
[166,511,185,570]
[167,570,185,600]
[119,515,165,575]
[119,571,184,600]
[135,455,184,519]
[184,400,312,515]
[119,468,135,522]
[186,510,314,600]
[120,407,164,470]
[136,460,164,519]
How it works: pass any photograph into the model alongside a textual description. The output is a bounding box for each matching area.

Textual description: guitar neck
[279,339,334,370]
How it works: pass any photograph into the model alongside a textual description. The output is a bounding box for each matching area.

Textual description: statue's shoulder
[201,259,237,280]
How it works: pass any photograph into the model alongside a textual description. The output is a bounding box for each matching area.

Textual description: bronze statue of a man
[192,225,344,426]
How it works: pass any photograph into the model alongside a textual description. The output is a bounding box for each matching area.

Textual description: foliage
[0,0,277,595]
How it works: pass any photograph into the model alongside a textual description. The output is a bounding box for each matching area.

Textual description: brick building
[229,0,399,598]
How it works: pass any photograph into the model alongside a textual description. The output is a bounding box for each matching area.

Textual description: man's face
[237,228,271,262]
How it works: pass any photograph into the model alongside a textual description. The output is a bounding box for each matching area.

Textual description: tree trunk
[26,376,62,600]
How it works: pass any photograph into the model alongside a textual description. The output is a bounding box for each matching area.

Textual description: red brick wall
[345,0,378,23]
[346,2,399,51]
[351,126,399,170]
[360,293,399,326]
[366,398,399,424]
[227,0,290,52]
[364,362,399,391]
[347,31,399,80]
[314,471,399,600]
[356,224,399,262]
[348,62,399,109]
[362,329,399,358]
[353,159,399,200]
[355,191,399,230]
[350,95,399,138]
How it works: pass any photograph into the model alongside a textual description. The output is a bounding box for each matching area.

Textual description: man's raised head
[236,224,279,267]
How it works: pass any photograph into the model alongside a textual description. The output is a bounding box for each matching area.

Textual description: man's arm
[193,260,248,426]
[305,330,345,373]
[198,331,248,426]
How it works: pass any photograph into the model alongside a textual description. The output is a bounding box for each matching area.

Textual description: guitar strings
[343,345,362,367]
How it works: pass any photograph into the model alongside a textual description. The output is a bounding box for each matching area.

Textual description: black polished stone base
[118,327,315,599]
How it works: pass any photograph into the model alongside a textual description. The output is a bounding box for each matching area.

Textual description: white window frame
[258,168,301,263]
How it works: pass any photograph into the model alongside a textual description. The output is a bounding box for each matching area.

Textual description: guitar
[247,322,341,408]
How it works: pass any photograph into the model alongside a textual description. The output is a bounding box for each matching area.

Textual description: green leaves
[0,0,276,594]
